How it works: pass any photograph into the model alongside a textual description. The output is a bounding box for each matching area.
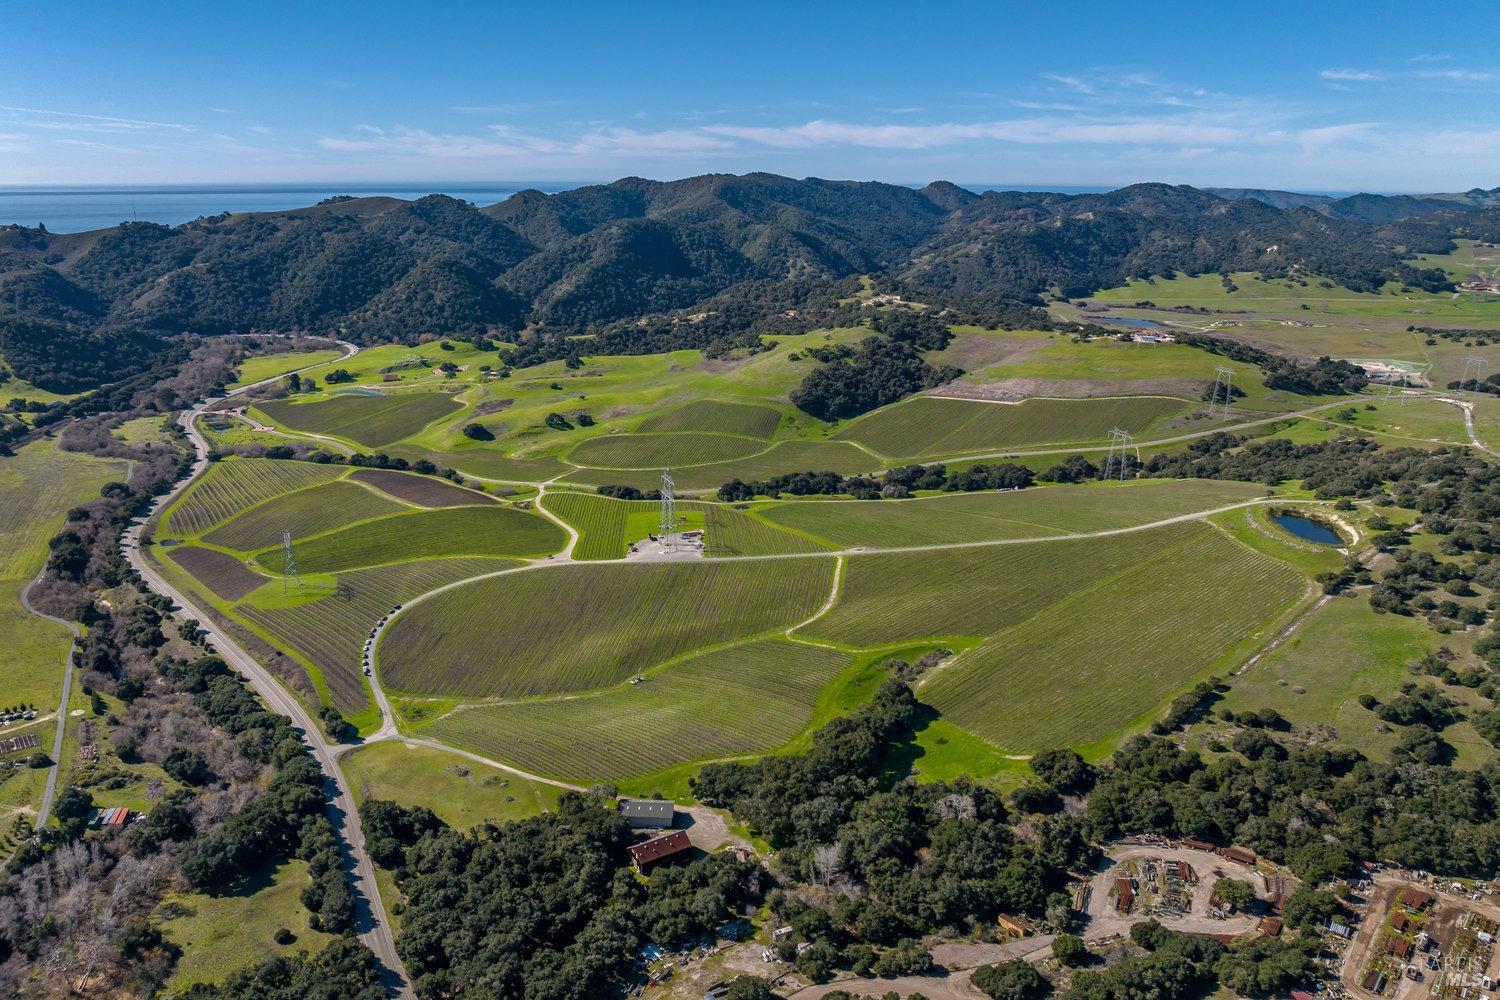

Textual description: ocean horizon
[0,180,1139,234]
[0,181,1366,234]
[0,182,588,233]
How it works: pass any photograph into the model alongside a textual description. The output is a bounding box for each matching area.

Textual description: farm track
[361,494,1326,761]
[21,566,79,829]
[122,344,416,998]
[1440,394,1499,457]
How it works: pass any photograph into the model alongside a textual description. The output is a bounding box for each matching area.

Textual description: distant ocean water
[0,183,583,233]
[0,180,1266,234]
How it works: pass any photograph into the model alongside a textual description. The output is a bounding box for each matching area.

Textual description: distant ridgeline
[2,173,1495,395]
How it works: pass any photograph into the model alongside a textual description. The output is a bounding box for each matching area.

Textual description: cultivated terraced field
[202,480,408,552]
[233,556,517,712]
[541,491,639,560]
[566,432,768,469]
[836,395,1188,458]
[636,400,781,438]
[426,638,850,781]
[923,527,1304,750]
[759,479,1263,549]
[349,468,497,507]
[379,558,837,698]
[562,439,876,490]
[166,546,265,601]
[386,447,574,483]
[704,505,831,557]
[544,492,826,559]
[252,505,565,573]
[166,459,344,537]
[800,528,1171,647]
[255,391,463,448]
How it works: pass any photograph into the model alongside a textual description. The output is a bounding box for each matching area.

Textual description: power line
[282,530,302,594]
[1104,428,1133,481]
[1459,355,1488,391]
[1209,366,1235,420]
[659,470,677,553]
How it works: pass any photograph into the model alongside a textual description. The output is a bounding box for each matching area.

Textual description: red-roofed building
[1116,878,1134,913]
[627,830,691,872]
[1399,887,1434,911]
[1221,846,1257,866]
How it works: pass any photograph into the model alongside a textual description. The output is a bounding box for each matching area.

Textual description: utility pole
[1104,428,1133,481]
[1209,366,1235,420]
[282,530,302,594]
[659,471,677,552]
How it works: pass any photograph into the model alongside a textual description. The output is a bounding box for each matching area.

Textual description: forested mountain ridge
[1212,184,1500,221]
[0,174,1474,391]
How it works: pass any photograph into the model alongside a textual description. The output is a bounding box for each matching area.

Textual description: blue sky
[4,1,1500,191]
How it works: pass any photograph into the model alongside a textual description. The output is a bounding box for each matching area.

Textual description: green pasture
[159,859,339,989]
[1087,269,1500,323]
[1215,594,1435,760]
[228,348,345,388]
[340,741,561,829]
[0,441,127,710]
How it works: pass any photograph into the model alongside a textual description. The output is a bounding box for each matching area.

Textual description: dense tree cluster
[389,793,763,999]
[790,336,962,420]
[717,461,1033,501]
[1087,733,1500,879]
[1057,919,1318,1000]
[694,683,1092,981]
[1168,331,1370,394]
[176,937,385,1000]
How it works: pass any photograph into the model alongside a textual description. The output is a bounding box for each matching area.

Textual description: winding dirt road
[22,566,80,828]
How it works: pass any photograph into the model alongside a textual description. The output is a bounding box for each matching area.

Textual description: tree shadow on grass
[877,699,941,785]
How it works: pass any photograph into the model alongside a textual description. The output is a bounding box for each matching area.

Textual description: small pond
[1270,512,1343,546]
[1101,316,1165,329]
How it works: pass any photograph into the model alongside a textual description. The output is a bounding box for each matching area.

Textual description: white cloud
[1041,73,1096,95]
[705,117,1273,150]
[0,105,191,131]
[1319,69,1384,81]
[319,123,736,160]
[1416,68,1497,82]
[1011,100,1081,112]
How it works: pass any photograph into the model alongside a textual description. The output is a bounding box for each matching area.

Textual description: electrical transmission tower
[1208,366,1236,420]
[282,530,302,594]
[1103,428,1133,481]
[1460,355,1489,390]
[659,471,677,552]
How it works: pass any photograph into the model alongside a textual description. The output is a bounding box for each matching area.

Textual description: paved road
[21,567,80,828]
[123,343,413,997]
